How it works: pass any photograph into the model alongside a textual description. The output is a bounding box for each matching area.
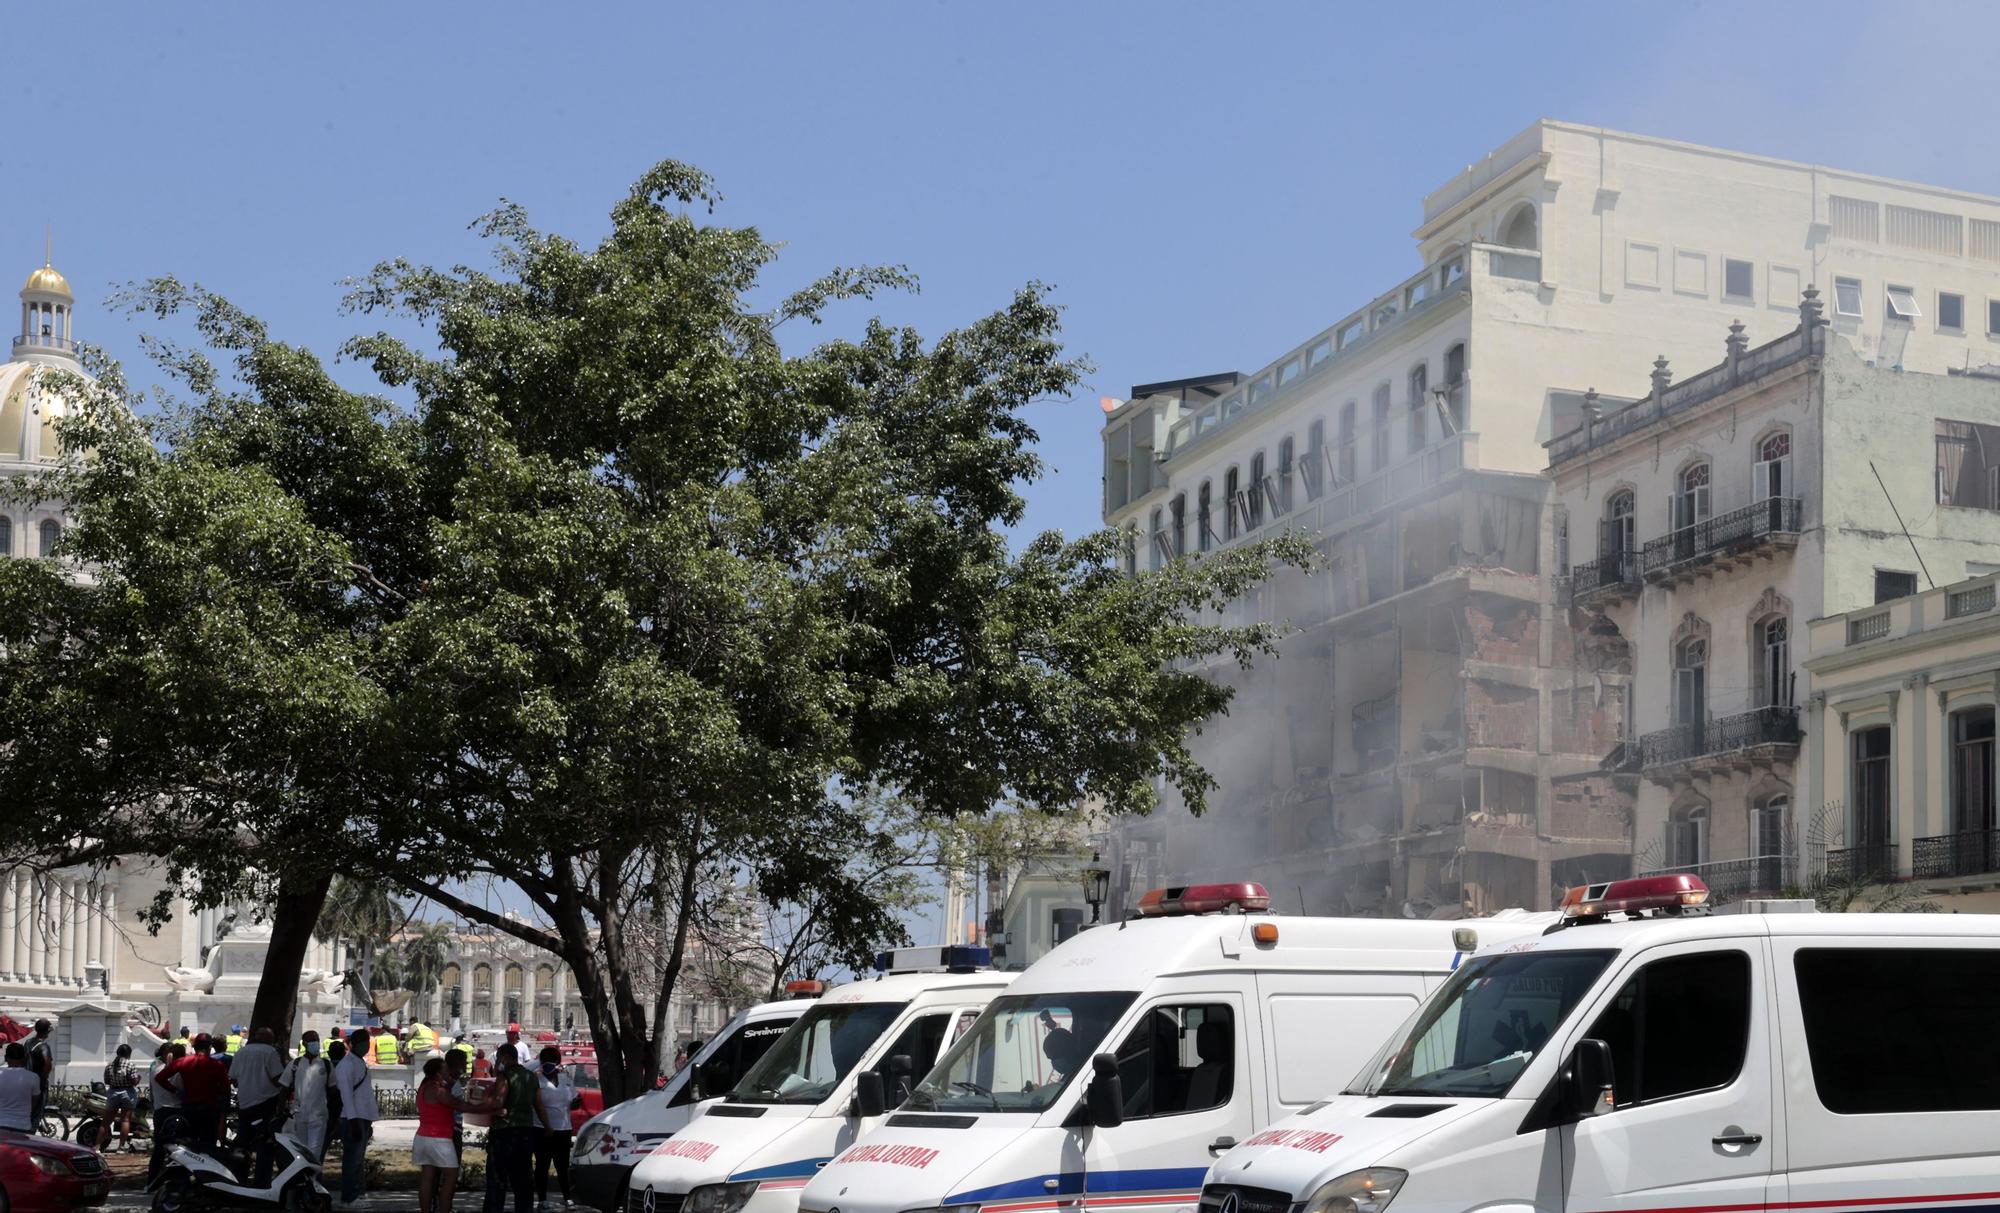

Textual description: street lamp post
[1082,853,1112,924]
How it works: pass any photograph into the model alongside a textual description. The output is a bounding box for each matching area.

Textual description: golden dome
[22,264,71,298]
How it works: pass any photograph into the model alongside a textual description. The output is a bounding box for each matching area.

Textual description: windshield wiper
[951,1080,1000,1110]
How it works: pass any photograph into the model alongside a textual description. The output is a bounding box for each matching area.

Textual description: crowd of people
[3,1014,583,1213]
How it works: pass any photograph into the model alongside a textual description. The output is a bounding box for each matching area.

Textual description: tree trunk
[249,870,334,1047]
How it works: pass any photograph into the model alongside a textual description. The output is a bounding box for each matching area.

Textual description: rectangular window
[1724,258,1755,301]
[1853,725,1893,848]
[1939,292,1965,331]
[1795,948,2000,1113]
[1111,1002,1235,1118]
[1584,951,1751,1108]
[1834,277,1863,318]
[1990,298,2000,336]
[1886,285,1922,320]
[1875,569,1918,602]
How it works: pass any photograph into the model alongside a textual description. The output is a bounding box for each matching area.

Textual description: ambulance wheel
[153,1173,194,1213]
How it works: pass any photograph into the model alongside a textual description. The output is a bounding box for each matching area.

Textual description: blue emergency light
[872,945,992,973]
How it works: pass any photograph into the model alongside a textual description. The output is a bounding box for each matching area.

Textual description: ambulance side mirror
[1084,1053,1124,1129]
[854,1070,887,1119]
[1567,1038,1616,1120]
[885,1053,914,1104]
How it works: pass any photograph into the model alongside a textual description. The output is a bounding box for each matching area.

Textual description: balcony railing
[1912,828,2000,880]
[1569,550,1638,601]
[1638,705,1800,770]
[1641,497,1803,580]
[1645,854,1792,899]
[11,333,78,354]
[1824,842,1898,883]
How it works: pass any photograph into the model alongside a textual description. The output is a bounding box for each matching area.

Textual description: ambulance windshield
[1349,950,1614,1099]
[729,1001,908,1105]
[905,992,1136,1114]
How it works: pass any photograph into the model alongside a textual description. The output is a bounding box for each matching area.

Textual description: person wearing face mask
[483,1044,552,1213]
[282,1030,332,1162]
[534,1047,579,1209]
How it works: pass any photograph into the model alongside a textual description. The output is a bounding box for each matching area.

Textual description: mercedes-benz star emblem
[1217,1191,1240,1213]
[643,1191,656,1213]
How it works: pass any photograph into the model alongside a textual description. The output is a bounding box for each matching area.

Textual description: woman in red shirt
[415,1057,475,1213]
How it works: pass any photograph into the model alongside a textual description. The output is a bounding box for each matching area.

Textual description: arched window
[1756,615,1791,707]
[1224,466,1241,540]
[1276,437,1294,515]
[1371,384,1392,471]
[1337,403,1355,483]
[1674,633,1707,731]
[1500,202,1539,251]
[1752,794,1788,890]
[1148,507,1165,571]
[1407,362,1429,452]
[1675,461,1712,530]
[1247,452,1266,530]
[38,519,59,559]
[1603,491,1637,570]
[1169,493,1187,559]
[1197,481,1213,552]
[1755,430,1792,533]
[0,516,11,558]
[1667,801,1708,869]
[1304,419,1327,499]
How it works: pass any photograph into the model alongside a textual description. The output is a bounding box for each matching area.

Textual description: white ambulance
[627,947,1013,1213]
[796,881,1550,1213]
[572,990,821,1213]
[1203,873,2000,1213]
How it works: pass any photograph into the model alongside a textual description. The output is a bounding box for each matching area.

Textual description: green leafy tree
[0,160,1310,1100]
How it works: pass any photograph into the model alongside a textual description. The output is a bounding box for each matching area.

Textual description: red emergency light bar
[1137,881,1272,917]
[1560,873,1710,925]
[784,979,826,997]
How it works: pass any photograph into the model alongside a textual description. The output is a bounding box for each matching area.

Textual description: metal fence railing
[1912,828,2000,879]
[1639,706,1801,769]
[1641,498,1803,579]
[1825,843,1899,883]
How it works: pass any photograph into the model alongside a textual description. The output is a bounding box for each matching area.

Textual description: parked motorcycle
[148,1105,329,1213]
[73,1080,154,1148]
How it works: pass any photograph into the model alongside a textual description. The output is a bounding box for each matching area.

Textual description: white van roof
[1524,909,2000,954]
[817,968,1013,1006]
[1006,913,1541,996]
[741,998,814,1021]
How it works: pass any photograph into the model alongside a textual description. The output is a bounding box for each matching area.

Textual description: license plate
[82,1182,108,1200]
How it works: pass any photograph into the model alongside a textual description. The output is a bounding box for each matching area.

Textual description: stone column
[553,968,568,1032]
[58,878,76,988]
[99,882,116,992]
[0,868,16,981]
[28,878,46,984]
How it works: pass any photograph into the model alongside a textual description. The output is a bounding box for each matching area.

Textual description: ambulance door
[1558,939,1775,1213]
[1252,971,1428,1123]
[1081,989,1250,1213]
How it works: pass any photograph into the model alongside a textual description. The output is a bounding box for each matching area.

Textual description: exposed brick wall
[1466,680,1538,749]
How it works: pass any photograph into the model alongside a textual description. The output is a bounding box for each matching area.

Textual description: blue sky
[8,3,2000,949]
[10,2,2000,551]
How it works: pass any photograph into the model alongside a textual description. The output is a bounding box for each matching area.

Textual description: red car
[566,1061,603,1131]
[0,1130,110,1213]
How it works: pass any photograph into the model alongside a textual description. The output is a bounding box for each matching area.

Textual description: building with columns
[0,252,343,1041]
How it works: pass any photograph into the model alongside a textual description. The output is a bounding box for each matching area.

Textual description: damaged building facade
[1099,120,2000,915]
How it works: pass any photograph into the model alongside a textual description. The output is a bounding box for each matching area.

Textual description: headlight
[687,1181,761,1213]
[27,1153,68,1176]
[1303,1169,1407,1213]
[574,1124,611,1157]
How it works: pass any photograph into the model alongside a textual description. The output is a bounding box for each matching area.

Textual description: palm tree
[315,876,405,991]
[387,922,455,1007]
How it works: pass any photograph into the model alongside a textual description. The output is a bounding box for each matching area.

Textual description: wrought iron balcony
[1641,497,1803,583]
[1824,842,1898,884]
[1912,828,2000,880]
[1569,550,1639,606]
[1643,854,1792,899]
[1638,705,1800,777]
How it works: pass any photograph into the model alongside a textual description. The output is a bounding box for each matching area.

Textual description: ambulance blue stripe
[946,1168,1210,1204]
[731,1158,834,1182]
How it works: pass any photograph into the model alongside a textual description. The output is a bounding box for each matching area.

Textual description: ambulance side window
[873,1013,952,1104]
[1111,1003,1234,1119]
[1582,950,1750,1109]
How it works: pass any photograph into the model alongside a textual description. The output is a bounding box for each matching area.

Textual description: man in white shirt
[232,1027,288,1185]
[332,1030,380,1208]
[0,1043,38,1134]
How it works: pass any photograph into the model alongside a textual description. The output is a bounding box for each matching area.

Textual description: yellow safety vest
[372,1031,400,1066]
[225,1033,243,1056]
[408,1023,437,1053]
[450,1041,474,1068]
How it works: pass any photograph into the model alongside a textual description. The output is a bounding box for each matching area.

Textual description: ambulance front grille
[1198,1184,1296,1213]
[629,1191,685,1213]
